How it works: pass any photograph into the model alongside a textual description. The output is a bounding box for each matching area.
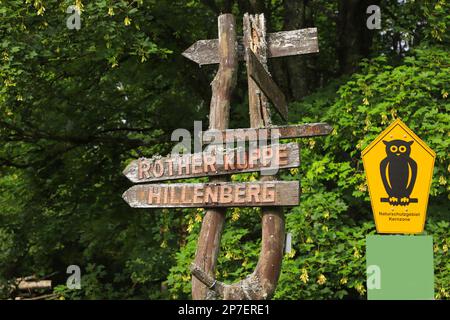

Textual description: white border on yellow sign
[362,119,436,234]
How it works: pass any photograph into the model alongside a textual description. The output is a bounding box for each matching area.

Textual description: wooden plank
[182,39,245,67]
[182,28,319,65]
[122,181,300,208]
[247,50,288,120]
[18,280,52,291]
[267,28,319,58]
[202,123,333,145]
[123,143,300,183]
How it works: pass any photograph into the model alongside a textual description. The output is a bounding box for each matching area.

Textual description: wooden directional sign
[362,119,436,234]
[202,123,333,145]
[123,143,300,183]
[122,181,300,208]
[247,50,287,120]
[183,28,319,66]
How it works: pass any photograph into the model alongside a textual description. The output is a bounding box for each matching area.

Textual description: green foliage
[285,45,449,299]
[0,0,448,300]
[287,45,449,299]
[168,46,450,300]
[0,0,211,300]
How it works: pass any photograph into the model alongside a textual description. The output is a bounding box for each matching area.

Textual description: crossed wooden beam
[122,13,332,300]
[183,23,319,121]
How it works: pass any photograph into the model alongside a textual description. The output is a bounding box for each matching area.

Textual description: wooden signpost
[183,26,319,121]
[122,13,332,300]
[123,143,300,183]
[123,181,300,208]
[182,28,319,65]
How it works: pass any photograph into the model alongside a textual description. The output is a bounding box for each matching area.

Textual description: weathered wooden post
[122,12,332,301]
[191,13,238,300]
[188,13,325,300]
[191,13,287,300]
[240,12,285,299]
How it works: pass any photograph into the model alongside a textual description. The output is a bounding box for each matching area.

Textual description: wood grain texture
[192,14,238,301]
[247,50,288,120]
[194,13,289,301]
[241,12,286,301]
[122,181,300,208]
[182,28,319,65]
[202,123,333,145]
[244,13,272,128]
[123,143,300,183]
[267,28,319,58]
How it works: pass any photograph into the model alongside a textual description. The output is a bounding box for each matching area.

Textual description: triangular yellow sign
[362,119,435,234]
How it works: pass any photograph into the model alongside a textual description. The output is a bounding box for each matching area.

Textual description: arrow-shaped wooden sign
[123,143,300,183]
[122,181,300,208]
[183,28,319,66]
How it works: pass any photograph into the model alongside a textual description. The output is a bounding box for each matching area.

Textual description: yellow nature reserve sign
[362,119,435,234]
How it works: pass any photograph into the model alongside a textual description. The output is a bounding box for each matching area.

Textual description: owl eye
[399,146,407,153]
[390,146,398,153]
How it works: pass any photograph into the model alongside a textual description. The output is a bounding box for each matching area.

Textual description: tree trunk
[248,0,266,14]
[337,0,380,74]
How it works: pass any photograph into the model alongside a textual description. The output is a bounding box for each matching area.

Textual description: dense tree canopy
[0,0,448,299]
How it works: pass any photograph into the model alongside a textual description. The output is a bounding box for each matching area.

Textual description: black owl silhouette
[380,140,418,206]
